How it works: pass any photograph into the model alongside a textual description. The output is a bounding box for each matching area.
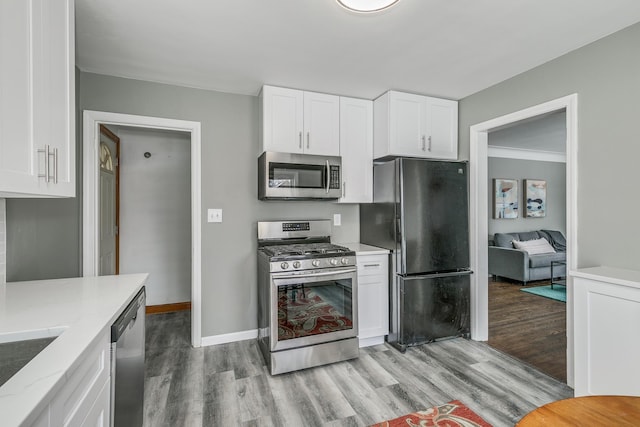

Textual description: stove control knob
[280,262,289,270]
[293,261,301,269]
[330,258,338,266]
[341,258,349,265]
[312,260,320,267]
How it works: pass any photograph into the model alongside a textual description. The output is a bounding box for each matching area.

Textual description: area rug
[521,285,566,302]
[278,291,352,340]
[370,400,492,427]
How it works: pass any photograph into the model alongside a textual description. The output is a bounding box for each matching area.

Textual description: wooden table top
[517,396,640,426]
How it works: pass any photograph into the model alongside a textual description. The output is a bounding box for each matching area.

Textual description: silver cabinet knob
[280,262,289,270]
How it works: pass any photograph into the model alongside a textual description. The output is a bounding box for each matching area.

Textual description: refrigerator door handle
[400,270,473,280]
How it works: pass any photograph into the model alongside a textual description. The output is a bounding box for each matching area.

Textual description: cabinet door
[574,276,640,397]
[0,0,75,197]
[261,86,304,153]
[424,97,458,159]
[357,254,389,343]
[389,91,427,157]
[0,0,38,196]
[339,97,373,203]
[303,91,340,156]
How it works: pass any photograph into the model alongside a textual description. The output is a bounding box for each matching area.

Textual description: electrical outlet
[208,209,223,223]
[333,213,341,226]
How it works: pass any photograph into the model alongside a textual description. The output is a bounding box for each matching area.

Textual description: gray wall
[79,72,359,336]
[116,126,192,306]
[460,22,640,270]
[488,158,566,236]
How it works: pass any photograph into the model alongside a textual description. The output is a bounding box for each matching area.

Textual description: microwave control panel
[329,166,340,189]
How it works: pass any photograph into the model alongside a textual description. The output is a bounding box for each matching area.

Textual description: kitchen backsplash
[0,198,5,283]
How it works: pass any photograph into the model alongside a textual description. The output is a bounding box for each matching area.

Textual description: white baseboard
[201,329,258,347]
[359,335,385,348]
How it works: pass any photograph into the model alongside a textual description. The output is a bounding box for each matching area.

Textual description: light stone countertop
[0,273,148,426]
[337,242,391,255]
[571,266,640,289]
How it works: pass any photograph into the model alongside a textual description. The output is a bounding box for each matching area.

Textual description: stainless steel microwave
[258,152,342,200]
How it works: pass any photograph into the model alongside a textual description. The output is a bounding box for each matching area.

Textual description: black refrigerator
[360,158,471,352]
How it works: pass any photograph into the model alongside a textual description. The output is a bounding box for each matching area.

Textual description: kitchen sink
[0,329,66,388]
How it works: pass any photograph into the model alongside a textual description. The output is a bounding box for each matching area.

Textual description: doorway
[102,125,192,310]
[485,112,568,381]
[83,111,203,348]
[469,94,578,386]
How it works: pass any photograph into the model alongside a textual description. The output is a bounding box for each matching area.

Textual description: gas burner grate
[261,243,352,259]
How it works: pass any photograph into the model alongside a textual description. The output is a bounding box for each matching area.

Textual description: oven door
[270,267,358,351]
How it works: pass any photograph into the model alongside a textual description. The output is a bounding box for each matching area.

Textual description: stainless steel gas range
[257,220,359,375]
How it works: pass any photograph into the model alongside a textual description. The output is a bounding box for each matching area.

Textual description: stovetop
[260,243,353,260]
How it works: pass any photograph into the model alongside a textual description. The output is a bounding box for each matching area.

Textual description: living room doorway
[486,112,568,382]
[468,94,578,387]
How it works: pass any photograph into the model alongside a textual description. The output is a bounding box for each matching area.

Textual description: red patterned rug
[370,400,492,427]
[278,290,352,340]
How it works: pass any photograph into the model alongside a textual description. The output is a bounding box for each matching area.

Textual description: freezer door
[390,272,470,350]
[400,159,469,275]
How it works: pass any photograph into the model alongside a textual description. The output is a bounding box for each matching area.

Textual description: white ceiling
[75,0,640,100]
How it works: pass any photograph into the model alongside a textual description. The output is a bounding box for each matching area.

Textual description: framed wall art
[493,178,518,219]
[524,179,547,218]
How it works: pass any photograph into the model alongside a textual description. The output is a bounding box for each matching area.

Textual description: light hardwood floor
[144,311,573,427]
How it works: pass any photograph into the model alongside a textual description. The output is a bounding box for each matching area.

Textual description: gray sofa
[489,230,566,285]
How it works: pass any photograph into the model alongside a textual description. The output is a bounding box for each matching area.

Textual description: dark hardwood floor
[144,310,572,426]
[488,278,567,383]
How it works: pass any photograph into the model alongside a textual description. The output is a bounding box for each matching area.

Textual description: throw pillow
[512,237,556,255]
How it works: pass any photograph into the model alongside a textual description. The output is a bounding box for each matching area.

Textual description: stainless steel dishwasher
[111,287,145,427]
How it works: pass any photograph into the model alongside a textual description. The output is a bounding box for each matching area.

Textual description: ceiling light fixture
[337,0,400,13]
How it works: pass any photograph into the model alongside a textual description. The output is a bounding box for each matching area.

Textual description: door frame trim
[468,93,578,386]
[83,110,203,347]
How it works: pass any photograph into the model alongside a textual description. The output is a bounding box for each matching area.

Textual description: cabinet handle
[53,148,58,183]
[363,264,381,268]
[428,136,432,152]
[307,132,310,149]
[37,145,50,183]
[343,182,346,198]
[299,131,302,149]
[421,135,426,151]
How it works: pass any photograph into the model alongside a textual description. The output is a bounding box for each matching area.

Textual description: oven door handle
[325,160,330,194]
[273,267,356,281]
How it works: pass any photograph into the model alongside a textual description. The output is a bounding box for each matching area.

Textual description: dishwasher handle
[111,287,146,342]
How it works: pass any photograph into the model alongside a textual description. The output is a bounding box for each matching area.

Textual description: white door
[425,97,458,159]
[98,126,118,276]
[261,85,304,153]
[303,91,340,156]
[389,91,426,157]
[339,97,373,203]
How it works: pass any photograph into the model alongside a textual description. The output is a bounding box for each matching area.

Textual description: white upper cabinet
[374,90,458,160]
[339,97,373,203]
[260,85,340,156]
[0,0,75,198]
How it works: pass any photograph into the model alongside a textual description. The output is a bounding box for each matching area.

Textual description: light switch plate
[208,209,223,223]
[333,213,341,226]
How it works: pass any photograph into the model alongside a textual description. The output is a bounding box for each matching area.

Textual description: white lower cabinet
[574,268,640,397]
[357,253,389,347]
[28,332,111,427]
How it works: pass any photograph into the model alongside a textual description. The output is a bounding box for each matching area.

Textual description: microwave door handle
[325,160,330,194]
